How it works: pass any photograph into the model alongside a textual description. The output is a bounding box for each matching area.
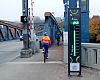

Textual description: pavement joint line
[6,61,63,64]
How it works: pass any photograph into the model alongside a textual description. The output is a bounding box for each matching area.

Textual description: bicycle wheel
[44,53,46,63]
[42,48,46,63]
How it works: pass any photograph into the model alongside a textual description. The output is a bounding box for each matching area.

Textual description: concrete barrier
[63,40,100,69]
[82,43,100,69]
[20,48,33,58]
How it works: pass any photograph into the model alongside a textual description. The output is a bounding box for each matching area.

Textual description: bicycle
[42,47,47,63]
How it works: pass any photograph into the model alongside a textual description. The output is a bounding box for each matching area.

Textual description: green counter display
[68,8,81,76]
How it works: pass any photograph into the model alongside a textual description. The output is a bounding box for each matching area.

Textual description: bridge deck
[0,40,100,80]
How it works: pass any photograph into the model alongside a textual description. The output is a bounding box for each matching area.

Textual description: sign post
[68,8,81,76]
[20,0,33,58]
[21,0,29,49]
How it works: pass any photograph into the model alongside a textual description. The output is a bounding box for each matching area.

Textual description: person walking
[41,32,51,59]
[55,32,60,46]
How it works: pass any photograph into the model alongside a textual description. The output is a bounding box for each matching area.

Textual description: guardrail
[81,43,100,69]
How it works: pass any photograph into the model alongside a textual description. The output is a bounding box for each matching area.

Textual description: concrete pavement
[0,44,100,80]
[0,40,22,64]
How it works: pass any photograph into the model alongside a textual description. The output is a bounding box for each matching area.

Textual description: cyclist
[41,32,51,59]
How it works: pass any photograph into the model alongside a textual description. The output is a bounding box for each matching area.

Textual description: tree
[90,16,100,42]
[55,17,64,30]
[34,16,44,23]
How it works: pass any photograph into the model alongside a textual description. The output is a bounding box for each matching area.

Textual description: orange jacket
[41,36,51,44]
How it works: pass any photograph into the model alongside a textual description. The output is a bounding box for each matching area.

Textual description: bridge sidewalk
[0,44,100,80]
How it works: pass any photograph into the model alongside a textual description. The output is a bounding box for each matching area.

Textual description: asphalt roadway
[0,42,100,80]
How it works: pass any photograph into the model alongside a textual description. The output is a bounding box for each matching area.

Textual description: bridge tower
[80,0,89,42]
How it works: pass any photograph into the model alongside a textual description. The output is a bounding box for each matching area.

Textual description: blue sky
[0,0,99,21]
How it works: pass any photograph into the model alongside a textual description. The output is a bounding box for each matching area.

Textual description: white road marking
[6,61,63,64]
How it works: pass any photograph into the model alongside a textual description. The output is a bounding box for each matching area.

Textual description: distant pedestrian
[61,31,63,41]
[55,32,60,46]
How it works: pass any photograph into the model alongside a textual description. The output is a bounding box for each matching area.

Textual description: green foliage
[90,17,100,42]
[34,16,44,23]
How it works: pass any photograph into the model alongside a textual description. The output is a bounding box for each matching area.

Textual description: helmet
[44,32,47,36]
